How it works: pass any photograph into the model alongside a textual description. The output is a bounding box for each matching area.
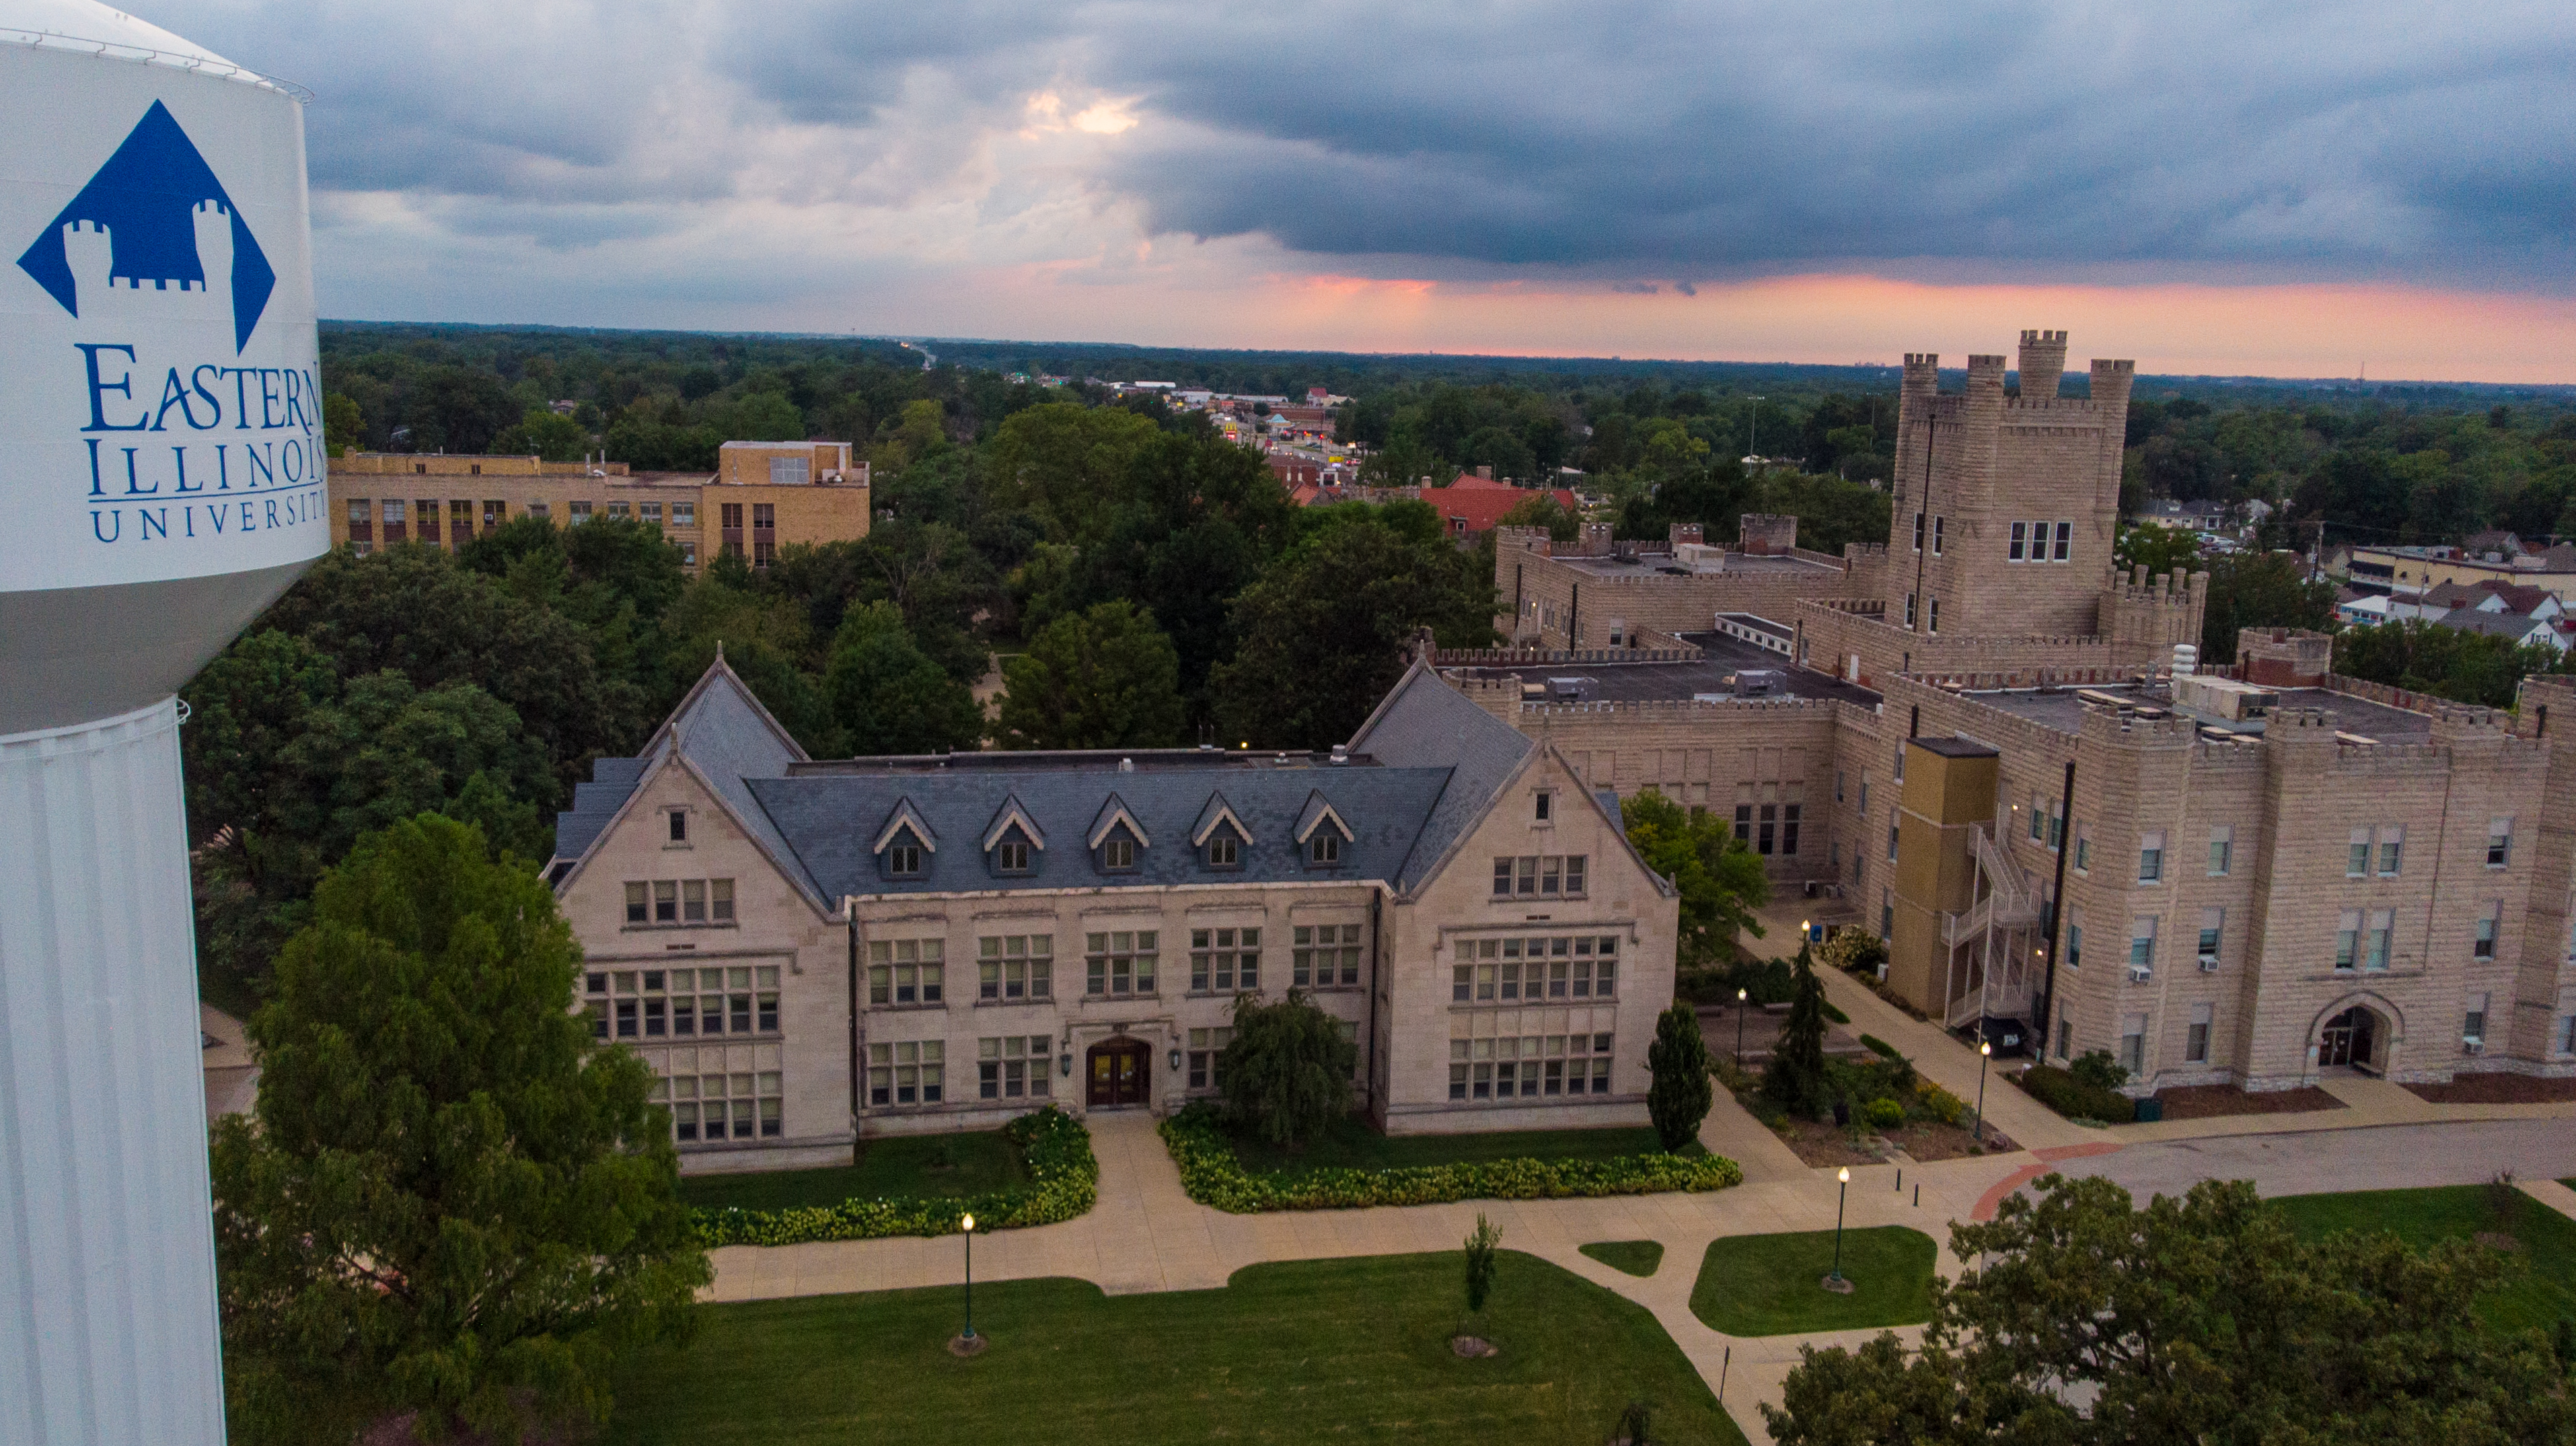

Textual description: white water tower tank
[1,5,325,1442]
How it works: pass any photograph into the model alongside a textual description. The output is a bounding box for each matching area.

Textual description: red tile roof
[1430,486,1580,538]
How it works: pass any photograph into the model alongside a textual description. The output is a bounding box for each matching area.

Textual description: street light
[1973,1039,1993,1147]
[1736,987,1749,1068]
[959,1213,978,1347]
[1826,1165,1851,1291]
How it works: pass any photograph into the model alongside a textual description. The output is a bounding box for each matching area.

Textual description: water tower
[1,4,326,1441]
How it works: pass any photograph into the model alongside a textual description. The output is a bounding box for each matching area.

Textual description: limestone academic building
[1461,329,2576,1095]
[544,651,1680,1169]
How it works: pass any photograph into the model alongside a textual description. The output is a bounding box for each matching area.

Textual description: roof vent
[1330,744,1349,764]
[1119,757,1135,773]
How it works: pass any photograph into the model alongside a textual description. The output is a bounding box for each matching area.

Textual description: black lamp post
[1735,986,1748,1068]
[1973,1039,1993,1147]
[960,1212,976,1343]
[1826,1165,1851,1291]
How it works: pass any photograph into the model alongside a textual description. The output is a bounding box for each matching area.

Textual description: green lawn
[1230,1112,1685,1174]
[2269,1184,2576,1335]
[1691,1227,1939,1336]
[678,1131,1025,1213]
[610,1252,1748,1445]
[1582,1239,1667,1277]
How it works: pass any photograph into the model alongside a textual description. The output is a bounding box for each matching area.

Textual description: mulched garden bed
[2149,1084,2347,1120]
[1883,1120,2014,1162]
[2403,1074,2576,1104]
[1769,1117,1883,1169]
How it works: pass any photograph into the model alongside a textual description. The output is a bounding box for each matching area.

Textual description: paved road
[2051,1116,2576,1202]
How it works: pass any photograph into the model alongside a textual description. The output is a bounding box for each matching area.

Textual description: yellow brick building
[328,441,868,569]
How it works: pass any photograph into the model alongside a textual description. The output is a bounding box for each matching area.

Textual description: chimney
[1475,465,1494,480]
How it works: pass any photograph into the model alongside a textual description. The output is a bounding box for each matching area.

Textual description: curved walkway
[705,1107,2576,1443]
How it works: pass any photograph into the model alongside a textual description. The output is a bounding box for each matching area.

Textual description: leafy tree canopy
[1218,990,1359,1149]
[993,599,1187,750]
[823,600,986,756]
[1620,787,1769,967]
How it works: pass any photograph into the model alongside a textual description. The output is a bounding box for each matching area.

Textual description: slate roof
[1346,655,1538,891]
[746,766,1455,900]
[552,756,647,863]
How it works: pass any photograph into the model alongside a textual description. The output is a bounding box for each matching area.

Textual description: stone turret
[2016,328,2067,400]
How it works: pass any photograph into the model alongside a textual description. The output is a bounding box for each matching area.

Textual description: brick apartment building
[328,440,868,569]
[544,649,1679,1169]
[1451,330,2576,1094]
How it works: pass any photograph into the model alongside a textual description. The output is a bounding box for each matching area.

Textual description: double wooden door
[1087,1039,1149,1108]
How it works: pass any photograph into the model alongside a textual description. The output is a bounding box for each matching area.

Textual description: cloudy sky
[146,1,2576,380]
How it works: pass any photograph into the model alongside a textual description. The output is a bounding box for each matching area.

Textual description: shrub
[1647,999,1714,1151]
[1864,1097,1907,1130]
[2017,1064,2135,1124]
[1914,1079,1968,1126]
[1157,1104,1742,1213]
[1817,928,1888,976]
[1860,1034,1901,1059]
[2069,1049,2131,1093]
[1823,1001,1851,1025]
[1465,1214,1501,1314]
[1220,990,1358,1148]
[690,1106,1097,1247]
[1679,953,1796,1006]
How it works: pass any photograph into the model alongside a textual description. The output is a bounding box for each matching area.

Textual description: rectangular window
[682,879,706,923]
[2378,826,2403,877]
[2335,910,2359,970]
[1781,803,1801,857]
[640,501,663,525]
[1931,515,1945,556]
[2464,993,2489,1046]
[2488,818,2513,868]
[769,456,811,485]
[2186,1004,2212,1064]
[2120,1015,2146,1075]
[996,839,1031,873]
[667,808,689,844]
[977,935,1053,1001]
[1295,925,1363,988]
[977,1035,1053,1100]
[1858,777,1870,815]
[2129,917,2156,975]
[2197,908,2223,968]
[2348,827,2371,877]
[711,878,733,922]
[624,881,648,925]
[672,501,696,528]
[1188,927,1261,992]
[2029,795,2045,842]
[2560,1016,2576,1056]
[1734,805,1752,844]
[886,842,923,877]
[1535,791,1552,822]
[2209,827,2232,877]
[2054,521,2073,561]
[1309,832,1341,865]
[2010,521,2028,561]
[1083,931,1158,997]
[2075,828,2090,873]
[2365,909,2393,971]
[1835,770,1845,803]
[866,1040,943,1108]
[1757,803,1775,855]
[1187,1027,1236,1091]
[867,938,945,1005]
[1927,597,1939,632]
[1905,592,1917,628]
[1887,816,1900,863]
[654,880,677,923]
[568,499,593,523]
[2066,912,2084,970]
[2137,830,2164,883]
[2473,906,2499,960]
[1101,836,1136,870]
[1912,511,1924,552]
[606,500,630,520]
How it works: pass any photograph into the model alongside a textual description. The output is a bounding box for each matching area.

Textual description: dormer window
[885,829,926,879]
[872,798,938,882]
[1101,832,1138,871]
[982,795,1046,878]
[1309,833,1340,865]
[1088,794,1150,876]
[1294,789,1354,870]
[1191,791,1253,872]
[996,838,1031,873]
[1208,832,1240,867]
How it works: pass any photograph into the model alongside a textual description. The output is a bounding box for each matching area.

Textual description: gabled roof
[981,794,1047,853]
[1294,790,1354,844]
[1191,791,1254,846]
[871,797,939,855]
[1087,793,1151,850]
[1345,652,1537,892]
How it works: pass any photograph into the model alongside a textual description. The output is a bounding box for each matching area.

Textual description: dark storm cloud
[146,0,2576,286]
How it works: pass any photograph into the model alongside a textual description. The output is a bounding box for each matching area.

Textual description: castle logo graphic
[15,100,278,352]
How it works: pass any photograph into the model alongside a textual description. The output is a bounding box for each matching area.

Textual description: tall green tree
[1765,1175,2576,1445]
[1620,787,1769,966]
[1646,1000,1714,1152]
[821,600,986,756]
[993,600,1186,750]
[211,815,708,1445]
[1763,944,1831,1120]
[1210,503,1496,747]
[2199,550,2338,663]
[1216,990,1358,1149]
[2114,521,2205,575]
[492,406,593,462]
[2335,619,2567,709]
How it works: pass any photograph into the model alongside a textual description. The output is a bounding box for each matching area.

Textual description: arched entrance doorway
[1087,1037,1150,1108]
[2318,1006,2380,1071]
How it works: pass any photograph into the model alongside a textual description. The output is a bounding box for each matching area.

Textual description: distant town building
[328,441,868,569]
[2342,540,2576,604]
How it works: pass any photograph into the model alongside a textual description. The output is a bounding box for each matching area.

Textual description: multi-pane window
[2065,910,2084,970]
[1931,515,1946,556]
[2365,909,2393,971]
[2347,827,2371,877]
[977,935,1053,1001]
[1189,928,1261,992]
[1927,597,1940,633]
[568,499,594,523]
[1492,855,1586,896]
[2559,1015,2576,1056]
[885,836,924,877]
[867,939,945,1005]
[1912,512,1925,552]
[2488,818,2513,868]
[606,500,630,519]
[2120,1015,2147,1075]
[1294,925,1362,987]
[866,1040,943,1106]
[1308,832,1341,865]
[1448,1032,1614,1101]
[2185,1004,2212,1064]
[1187,1027,1235,1090]
[2028,795,2045,842]
[1887,816,1900,863]
[978,1036,1054,1099]
[671,501,695,528]
[1101,836,1138,870]
[2473,906,2500,960]
[1207,832,1240,867]
[1084,931,1158,995]
[624,877,733,925]
[2008,519,2075,562]
[2128,917,2156,975]
[2464,994,2489,1047]
[994,838,1031,873]
[2137,830,2164,883]
[640,501,663,525]
[2378,826,2404,877]
[2208,827,2232,877]
[586,966,778,1040]
[2074,830,2090,873]
[1449,935,1619,1002]
[664,1069,781,1143]
[2197,908,2223,967]
[2053,521,2073,561]
[2335,912,2360,971]
[1782,803,1801,856]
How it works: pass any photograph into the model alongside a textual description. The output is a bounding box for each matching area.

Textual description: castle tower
[2017,328,2067,400]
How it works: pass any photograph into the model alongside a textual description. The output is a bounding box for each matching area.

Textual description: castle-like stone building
[1461,330,2576,1093]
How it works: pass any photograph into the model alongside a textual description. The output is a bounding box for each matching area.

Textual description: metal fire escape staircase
[1943,825,2045,1029]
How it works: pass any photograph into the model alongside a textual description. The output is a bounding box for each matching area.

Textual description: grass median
[1690,1226,1939,1336]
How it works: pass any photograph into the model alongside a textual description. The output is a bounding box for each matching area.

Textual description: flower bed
[1158,1104,1740,1213]
[691,1106,1097,1247]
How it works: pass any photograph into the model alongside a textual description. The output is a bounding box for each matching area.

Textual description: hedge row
[1157,1104,1742,1214]
[2014,1064,2136,1124]
[691,1106,1098,1248]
